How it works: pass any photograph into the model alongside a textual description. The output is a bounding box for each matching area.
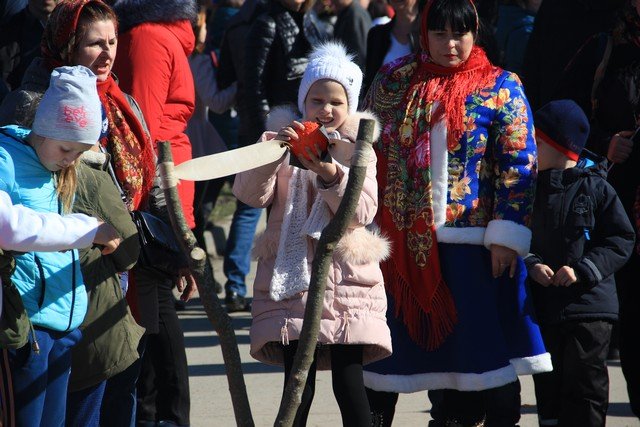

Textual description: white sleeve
[0,190,99,252]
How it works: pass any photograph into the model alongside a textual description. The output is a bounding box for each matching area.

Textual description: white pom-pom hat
[297,41,363,116]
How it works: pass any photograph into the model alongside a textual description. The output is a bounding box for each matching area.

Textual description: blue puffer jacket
[0,125,87,331]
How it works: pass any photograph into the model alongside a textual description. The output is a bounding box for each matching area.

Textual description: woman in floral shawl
[363,0,550,424]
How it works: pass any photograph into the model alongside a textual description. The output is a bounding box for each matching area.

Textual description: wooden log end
[190,247,207,262]
[356,119,375,144]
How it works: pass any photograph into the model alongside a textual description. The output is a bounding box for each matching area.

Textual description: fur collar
[80,150,110,171]
[266,105,381,143]
[109,0,197,32]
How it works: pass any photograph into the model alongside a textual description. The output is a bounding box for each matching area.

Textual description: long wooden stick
[274,119,376,426]
[157,142,255,427]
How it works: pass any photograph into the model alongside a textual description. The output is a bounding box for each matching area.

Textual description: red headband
[536,128,580,162]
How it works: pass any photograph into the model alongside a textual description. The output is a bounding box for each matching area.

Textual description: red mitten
[290,121,329,160]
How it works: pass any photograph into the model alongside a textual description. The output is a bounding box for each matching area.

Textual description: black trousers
[533,320,612,427]
[282,341,371,427]
[137,279,190,426]
[368,381,521,427]
[193,179,227,251]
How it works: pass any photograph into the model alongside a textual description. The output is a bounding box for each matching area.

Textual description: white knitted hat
[32,65,102,145]
[298,41,363,115]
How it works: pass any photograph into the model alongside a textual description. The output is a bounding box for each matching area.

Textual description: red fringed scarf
[370,0,501,350]
[97,77,156,210]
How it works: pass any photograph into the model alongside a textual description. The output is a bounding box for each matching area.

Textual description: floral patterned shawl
[364,1,502,350]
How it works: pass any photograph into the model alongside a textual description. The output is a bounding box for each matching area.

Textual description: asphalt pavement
[180,217,639,427]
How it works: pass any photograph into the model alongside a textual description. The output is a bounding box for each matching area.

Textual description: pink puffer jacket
[233,107,392,369]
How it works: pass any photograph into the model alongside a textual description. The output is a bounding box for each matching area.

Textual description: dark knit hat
[534,100,590,161]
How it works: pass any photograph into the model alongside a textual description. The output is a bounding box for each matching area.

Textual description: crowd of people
[0,0,639,425]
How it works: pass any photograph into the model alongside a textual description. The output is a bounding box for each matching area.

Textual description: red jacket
[113,20,196,227]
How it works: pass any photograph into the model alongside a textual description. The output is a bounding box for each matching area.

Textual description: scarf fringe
[386,261,457,350]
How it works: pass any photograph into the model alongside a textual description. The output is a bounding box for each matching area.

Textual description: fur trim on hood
[266,105,381,143]
[108,0,197,32]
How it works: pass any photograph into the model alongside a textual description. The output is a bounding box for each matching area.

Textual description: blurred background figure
[0,0,59,100]
[495,0,541,75]
[303,0,336,45]
[331,0,371,70]
[368,0,393,26]
[215,0,267,314]
[186,0,238,299]
[522,0,625,110]
[554,0,640,417]
[226,0,311,313]
[363,0,419,98]
[109,0,199,424]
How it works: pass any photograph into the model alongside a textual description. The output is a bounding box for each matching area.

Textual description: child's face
[304,79,349,134]
[33,137,91,172]
[536,137,572,171]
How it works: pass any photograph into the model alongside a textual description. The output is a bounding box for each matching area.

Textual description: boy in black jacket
[526,100,635,427]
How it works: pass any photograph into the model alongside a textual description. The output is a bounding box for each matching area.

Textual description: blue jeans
[9,327,82,427]
[223,198,262,297]
[100,335,147,427]
[66,380,106,427]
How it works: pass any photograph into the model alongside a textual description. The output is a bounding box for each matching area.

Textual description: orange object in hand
[290,121,329,160]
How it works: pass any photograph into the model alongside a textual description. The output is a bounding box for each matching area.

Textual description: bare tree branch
[158,142,255,427]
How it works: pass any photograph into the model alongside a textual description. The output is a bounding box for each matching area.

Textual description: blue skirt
[364,243,551,393]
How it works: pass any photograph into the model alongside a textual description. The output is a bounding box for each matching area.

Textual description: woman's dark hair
[426,0,478,35]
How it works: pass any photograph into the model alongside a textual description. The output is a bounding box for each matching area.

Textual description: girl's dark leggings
[282,341,371,427]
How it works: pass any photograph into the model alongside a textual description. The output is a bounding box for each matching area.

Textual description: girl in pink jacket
[233,42,391,426]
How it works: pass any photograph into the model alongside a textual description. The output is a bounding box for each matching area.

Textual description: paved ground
[181,218,640,426]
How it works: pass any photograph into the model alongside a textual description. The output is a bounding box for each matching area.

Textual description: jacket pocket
[566,193,595,240]
[339,260,384,287]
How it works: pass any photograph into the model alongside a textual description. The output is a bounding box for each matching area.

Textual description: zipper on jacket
[66,251,76,332]
[34,256,46,308]
[29,322,40,355]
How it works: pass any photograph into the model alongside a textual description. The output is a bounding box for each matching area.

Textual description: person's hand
[297,143,338,184]
[529,263,554,286]
[93,220,121,255]
[551,265,577,287]
[175,267,198,302]
[607,131,634,164]
[490,244,518,278]
[276,120,304,148]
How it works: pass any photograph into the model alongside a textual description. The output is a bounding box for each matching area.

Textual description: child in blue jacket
[0,65,105,426]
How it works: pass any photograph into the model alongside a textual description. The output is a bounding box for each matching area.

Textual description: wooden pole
[274,119,376,426]
[157,142,255,427]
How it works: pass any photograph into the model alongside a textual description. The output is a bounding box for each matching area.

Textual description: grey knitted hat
[32,66,102,145]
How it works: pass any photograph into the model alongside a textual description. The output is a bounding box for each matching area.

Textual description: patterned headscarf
[42,0,106,69]
[42,0,155,210]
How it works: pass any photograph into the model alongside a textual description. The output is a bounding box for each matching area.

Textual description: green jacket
[69,154,145,392]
